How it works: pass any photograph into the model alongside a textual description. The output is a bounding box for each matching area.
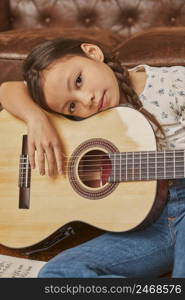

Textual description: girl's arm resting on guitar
[0,81,63,176]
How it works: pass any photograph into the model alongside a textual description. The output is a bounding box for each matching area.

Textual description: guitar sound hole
[78,150,111,188]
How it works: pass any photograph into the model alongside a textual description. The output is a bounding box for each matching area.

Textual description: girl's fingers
[28,142,63,176]
[45,146,57,176]
[53,145,63,174]
[28,143,36,169]
[37,146,45,175]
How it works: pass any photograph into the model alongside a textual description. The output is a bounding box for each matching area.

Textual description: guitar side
[0,107,161,248]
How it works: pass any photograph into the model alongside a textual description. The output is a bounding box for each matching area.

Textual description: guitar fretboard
[108,150,185,182]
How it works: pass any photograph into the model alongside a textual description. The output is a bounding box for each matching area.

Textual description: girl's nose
[78,91,95,107]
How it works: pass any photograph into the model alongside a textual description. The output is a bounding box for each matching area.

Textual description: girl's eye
[75,73,82,88]
[69,102,76,114]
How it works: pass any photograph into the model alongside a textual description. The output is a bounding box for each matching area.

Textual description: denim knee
[38,259,97,278]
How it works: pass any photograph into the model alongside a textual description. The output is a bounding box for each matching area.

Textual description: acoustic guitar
[0,106,181,249]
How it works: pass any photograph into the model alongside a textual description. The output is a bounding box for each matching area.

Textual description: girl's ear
[80,43,104,62]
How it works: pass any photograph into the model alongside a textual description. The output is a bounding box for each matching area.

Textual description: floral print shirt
[129,64,185,150]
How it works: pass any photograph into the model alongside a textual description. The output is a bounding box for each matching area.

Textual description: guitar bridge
[18,135,31,209]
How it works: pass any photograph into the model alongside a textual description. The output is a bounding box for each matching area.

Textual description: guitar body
[0,106,168,248]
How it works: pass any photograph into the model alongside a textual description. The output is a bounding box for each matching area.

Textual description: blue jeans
[38,180,185,278]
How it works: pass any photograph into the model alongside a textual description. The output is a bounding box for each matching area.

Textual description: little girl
[1,38,185,278]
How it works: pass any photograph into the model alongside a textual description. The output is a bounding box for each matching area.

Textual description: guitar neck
[109,149,185,182]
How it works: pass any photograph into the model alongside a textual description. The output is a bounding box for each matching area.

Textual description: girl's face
[41,43,120,118]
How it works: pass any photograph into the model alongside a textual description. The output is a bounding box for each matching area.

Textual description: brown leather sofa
[0,0,184,276]
[0,0,185,84]
[2,0,185,35]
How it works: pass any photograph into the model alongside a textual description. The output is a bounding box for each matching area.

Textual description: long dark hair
[23,38,164,133]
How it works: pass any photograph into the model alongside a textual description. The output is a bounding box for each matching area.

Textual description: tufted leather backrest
[0,0,10,31]
[114,27,185,67]
[4,0,185,40]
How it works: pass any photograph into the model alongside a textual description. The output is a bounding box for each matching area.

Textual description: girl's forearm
[0,81,63,175]
[0,81,46,122]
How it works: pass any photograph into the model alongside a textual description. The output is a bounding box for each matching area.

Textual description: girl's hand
[27,113,63,176]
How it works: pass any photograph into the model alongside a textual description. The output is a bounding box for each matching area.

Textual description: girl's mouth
[98,90,108,111]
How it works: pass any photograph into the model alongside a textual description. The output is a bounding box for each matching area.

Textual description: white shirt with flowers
[129,64,185,150]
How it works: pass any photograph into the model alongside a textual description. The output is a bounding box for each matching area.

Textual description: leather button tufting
[170,17,176,23]
[85,17,91,24]
[45,17,51,24]
[127,17,134,24]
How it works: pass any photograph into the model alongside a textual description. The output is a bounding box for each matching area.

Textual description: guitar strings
[18,159,185,169]
[19,150,185,160]
[59,150,185,158]
[2,168,185,181]
[19,154,185,164]
[2,159,185,171]
[14,173,185,183]
[2,152,185,181]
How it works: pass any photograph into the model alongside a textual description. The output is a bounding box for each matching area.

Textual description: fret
[164,150,166,179]
[132,152,134,181]
[166,151,173,178]
[157,152,164,179]
[139,152,141,181]
[174,150,184,179]
[146,152,149,180]
[149,152,154,180]
[127,152,133,181]
[155,151,157,180]
[125,152,127,181]
[173,151,175,178]
[141,152,147,180]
